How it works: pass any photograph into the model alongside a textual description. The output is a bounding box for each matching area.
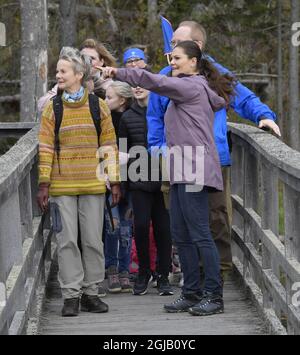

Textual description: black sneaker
[164,294,200,313]
[133,272,151,295]
[61,297,80,317]
[157,275,174,296]
[188,292,224,316]
[80,294,109,313]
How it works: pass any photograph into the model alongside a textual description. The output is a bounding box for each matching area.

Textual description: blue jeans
[170,184,222,296]
[104,192,133,273]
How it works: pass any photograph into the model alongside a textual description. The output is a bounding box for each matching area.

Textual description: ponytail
[199,58,236,107]
[175,41,236,107]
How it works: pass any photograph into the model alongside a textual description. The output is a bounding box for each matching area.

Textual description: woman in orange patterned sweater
[37,47,120,317]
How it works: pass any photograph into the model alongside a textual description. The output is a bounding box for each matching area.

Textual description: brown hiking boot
[107,266,121,293]
[119,271,133,293]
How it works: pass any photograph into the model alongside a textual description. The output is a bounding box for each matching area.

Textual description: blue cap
[123,48,146,64]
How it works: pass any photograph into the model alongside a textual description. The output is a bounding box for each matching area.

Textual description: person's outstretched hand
[97,66,118,80]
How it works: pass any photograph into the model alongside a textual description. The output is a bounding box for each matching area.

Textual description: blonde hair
[108,81,133,109]
[79,38,117,67]
[59,46,91,85]
[178,21,207,49]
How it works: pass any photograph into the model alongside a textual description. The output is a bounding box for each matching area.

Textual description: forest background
[0,0,298,152]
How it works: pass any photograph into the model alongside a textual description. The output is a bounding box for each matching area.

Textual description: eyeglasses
[126,58,142,64]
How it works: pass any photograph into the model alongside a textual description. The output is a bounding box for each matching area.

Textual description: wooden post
[18,175,34,241]
[20,0,48,122]
[284,184,300,261]
[0,191,23,283]
[261,161,279,236]
[244,151,259,212]
[231,142,244,198]
[30,161,40,218]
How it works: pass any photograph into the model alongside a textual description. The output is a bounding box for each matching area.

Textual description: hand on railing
[37,183,49,213]
[259,118,281,137]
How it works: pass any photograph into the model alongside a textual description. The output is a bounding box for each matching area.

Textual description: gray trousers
[51,195,105,299]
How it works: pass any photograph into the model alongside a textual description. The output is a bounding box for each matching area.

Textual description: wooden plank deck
[38,263,267,335]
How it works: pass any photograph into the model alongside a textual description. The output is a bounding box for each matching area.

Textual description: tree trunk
[59,0,77,47]
[0,22,5,46]
[277,0,284,136]
[148,0,158,31]
[20,0,48,122]
[289,0,299,150]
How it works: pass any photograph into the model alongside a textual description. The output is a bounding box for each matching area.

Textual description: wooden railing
[229,123,300,335]
[0,126,53,335]
[0,123,299,334]
[0,123,36,138]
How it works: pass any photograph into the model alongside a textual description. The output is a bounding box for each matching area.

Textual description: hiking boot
[188,292,224,316]
[107,266,122,293]
[164,294,201,313]
[61,297,80,317]
[157,275,174,296]
[119,271,133,293]
[98,282,107,297]
[80,294,109,313]
[133,272,151,295]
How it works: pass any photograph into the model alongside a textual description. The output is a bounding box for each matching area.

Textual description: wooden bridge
[0,122,300,335]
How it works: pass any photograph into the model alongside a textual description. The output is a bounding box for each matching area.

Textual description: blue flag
[160,16,173,55]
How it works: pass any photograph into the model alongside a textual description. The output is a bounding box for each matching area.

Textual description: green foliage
[0,0,290,128]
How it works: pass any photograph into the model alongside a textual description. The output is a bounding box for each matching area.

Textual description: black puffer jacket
[118,101,161,192]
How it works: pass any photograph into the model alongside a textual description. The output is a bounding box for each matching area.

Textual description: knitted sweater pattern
[38,89,119,196]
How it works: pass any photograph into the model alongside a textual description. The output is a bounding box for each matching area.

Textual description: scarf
[63,86,84,102]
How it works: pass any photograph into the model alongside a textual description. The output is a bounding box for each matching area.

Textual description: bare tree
[59,0,77,47]
[20,0,48,122]
[289,0,299,150]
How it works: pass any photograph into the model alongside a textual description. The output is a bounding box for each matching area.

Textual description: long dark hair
[175,41,236,106]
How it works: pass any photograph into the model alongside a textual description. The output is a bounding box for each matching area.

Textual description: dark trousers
[131,189,172,277]
[209,167,233,271]
[162,167,233,272]
[170,184,222,296]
